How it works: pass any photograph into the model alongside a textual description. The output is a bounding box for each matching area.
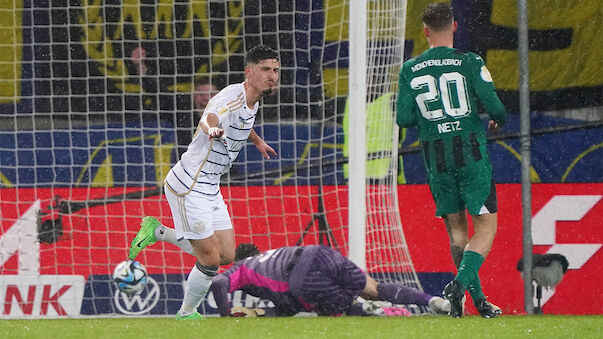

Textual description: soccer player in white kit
[128,45,280,319]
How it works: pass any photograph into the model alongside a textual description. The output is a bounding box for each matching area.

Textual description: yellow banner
[326,0,603,95]
[488,0,603,91]
[0,0,22,104]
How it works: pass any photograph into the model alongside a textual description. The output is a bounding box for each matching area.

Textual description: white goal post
[348,0,423,292]
[348,0,369,270]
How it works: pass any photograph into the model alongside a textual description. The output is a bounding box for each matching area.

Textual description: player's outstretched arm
[210,274,232,317]
[249,129,277,159]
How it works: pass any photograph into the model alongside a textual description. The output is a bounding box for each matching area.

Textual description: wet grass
[3,315,602,339]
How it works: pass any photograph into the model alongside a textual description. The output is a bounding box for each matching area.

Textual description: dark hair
[234,243,261,262]
[245,45,279,65]
[194,77,211,87]
[422,2,454,32]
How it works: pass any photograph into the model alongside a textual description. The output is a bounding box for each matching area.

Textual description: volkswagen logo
[114,276,160,315]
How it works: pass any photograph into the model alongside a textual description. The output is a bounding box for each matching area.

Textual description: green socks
[467,277,486,302]
[454,250,485,293]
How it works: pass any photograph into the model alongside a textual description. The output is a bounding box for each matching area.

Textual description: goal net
[0,0,424,317]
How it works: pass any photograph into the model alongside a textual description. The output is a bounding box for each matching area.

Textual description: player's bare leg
[443,212,469,266]
[466,212,497,257]
[129,219,234,265]
[190,236,222,266]
[214,229,235,265]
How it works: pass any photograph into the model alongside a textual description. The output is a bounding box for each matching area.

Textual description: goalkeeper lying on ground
[129,219,449,317]
[211,243,450,317]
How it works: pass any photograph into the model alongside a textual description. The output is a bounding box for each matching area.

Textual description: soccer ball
[112,260,148,295]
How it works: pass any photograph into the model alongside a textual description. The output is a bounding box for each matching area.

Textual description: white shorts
[164,189,233,240]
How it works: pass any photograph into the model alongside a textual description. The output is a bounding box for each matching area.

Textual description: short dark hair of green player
[422,2,454,32]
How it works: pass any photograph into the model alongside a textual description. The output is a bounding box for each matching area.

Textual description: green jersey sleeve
[467,53,507,125]
[396,64,417,128]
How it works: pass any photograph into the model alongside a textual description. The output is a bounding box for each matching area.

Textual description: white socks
[153,224,216,317]
[178,265,213,316]
[154,224,195,255]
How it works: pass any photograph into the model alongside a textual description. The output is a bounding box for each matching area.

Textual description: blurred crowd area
[0,0,600,186]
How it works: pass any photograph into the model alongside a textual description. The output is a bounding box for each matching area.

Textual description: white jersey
[165,83,258,197]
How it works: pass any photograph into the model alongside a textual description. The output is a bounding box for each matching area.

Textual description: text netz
[411,59,462,72]
[437,121,462,133]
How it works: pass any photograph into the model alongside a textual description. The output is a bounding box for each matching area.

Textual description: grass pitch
[3,315,601,339]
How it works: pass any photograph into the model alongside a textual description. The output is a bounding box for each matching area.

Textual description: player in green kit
[396,3,506,318]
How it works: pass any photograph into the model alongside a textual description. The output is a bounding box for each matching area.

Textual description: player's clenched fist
[207,127,224,140]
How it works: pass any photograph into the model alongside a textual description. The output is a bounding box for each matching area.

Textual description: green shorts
[427,161,497,216]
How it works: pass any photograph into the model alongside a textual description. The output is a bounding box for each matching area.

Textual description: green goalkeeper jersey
[396,46,507,173]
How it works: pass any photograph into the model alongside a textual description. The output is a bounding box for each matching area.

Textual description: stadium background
[0,0,601,316]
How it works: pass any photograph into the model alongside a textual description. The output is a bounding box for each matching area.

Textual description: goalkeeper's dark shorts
[427,160,497,216]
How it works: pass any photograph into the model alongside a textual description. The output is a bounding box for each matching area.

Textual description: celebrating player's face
[247,59,279,97]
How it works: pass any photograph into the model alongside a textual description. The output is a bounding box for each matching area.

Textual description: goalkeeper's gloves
[230,306,266,317]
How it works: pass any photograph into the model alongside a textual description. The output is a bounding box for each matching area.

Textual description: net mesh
[0,0,425,316]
